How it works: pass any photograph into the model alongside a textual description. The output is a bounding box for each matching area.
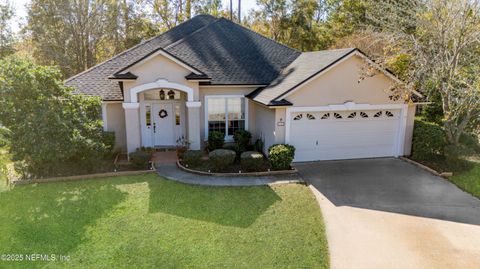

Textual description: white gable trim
[275,50,422,101]
[129,79,194,103]
[121,49,203,75]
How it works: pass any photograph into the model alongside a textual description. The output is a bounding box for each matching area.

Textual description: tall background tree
[361,0,480,145]
[0,0,14,57]
[25,0,155,77]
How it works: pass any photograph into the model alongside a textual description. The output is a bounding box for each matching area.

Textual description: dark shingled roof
[248,48,357,106]
[163,18,301,85]
[65,15,301,100]
[65,15,217,100]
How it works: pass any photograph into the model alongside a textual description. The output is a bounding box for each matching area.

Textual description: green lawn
[0,174,329,268]
[450,162,480,199]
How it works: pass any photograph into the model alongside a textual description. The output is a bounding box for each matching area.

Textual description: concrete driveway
[296,158,480,269]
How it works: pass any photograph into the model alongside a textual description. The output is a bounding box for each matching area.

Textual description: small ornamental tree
[0,57,113,177]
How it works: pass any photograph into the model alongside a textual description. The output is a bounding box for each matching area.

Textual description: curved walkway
[155,163,302,186]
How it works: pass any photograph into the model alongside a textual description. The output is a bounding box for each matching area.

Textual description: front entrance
[153,103,175,146]
[140,99,186,148]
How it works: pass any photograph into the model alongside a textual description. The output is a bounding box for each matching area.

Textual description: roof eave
[108,71,138,80]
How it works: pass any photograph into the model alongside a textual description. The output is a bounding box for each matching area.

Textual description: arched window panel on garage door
[321,113,330,119]
[293,114,303,120]
[306,113,316,120]
[333,112,343,119]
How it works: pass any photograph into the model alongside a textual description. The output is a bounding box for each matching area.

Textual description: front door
[152,103,175,146]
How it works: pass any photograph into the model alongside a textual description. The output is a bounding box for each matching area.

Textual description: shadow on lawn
[0,178,130,255]
[0,175,282,260]
[148,180,282,228]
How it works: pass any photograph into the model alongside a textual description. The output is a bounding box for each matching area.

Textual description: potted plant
[176,136,190,159]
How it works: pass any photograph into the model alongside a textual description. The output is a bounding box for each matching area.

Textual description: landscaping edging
[11,169,156,185]
[176,160,298,177]
[400,157,453,178]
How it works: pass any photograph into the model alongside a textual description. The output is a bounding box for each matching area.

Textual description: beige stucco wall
[404,104,417,156]
[122,54,200,102]
[252,102,276,153]
[286,55,402,106]
[274,108,286,145]
[199,86,257,143]
[105,103,127,151]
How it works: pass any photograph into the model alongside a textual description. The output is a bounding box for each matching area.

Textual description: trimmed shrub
[254,138,264,153]
[240,151,264,171]
[268,144,295,170]
[412,120,447,160]
[459,133,480,154]
[208,131,225,151]
[233,130,252,152]
[182,150,203,167]
[208,149,236,172]
[443,144,474,172]
[223,142,239,153]
[102,131,116,156]
[129,150,151,169]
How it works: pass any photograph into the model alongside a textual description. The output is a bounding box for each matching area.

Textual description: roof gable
[65,15,301,100]
[249,48,420,106]
[248,48,355,105]
[65,15,217,100]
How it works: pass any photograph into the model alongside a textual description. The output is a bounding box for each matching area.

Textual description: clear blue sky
[11,0,259,33]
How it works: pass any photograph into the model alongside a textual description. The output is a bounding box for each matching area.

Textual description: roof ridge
[65,15,216,83]
[302,48,355,54]
[218,18,302,55]
[163,18,221,50]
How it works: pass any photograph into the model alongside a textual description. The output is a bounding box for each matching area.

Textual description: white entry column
[122,103,141,154]
[186,101,201,150]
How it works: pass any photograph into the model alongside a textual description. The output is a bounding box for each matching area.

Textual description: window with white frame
[206,96,246,138]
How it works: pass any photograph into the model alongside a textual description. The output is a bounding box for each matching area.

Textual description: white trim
[396,104,409,156]
[186,101,202,108]
[276,50,422,101]
[122,103,140,109]
[186,79,211,82]
[103,100,123,104]
[121,50,202,75]
[129,79,194,103]
[101,103,108,131]
[108,78,137,82]
[285,102,407,150]
[287,103,405,113]
[204,95,249,140]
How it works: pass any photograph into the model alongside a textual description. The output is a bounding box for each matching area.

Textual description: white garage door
[289,109,401,162]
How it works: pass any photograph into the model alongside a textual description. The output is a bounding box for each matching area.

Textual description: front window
[145,105,151,127]
[207,97,246,139]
